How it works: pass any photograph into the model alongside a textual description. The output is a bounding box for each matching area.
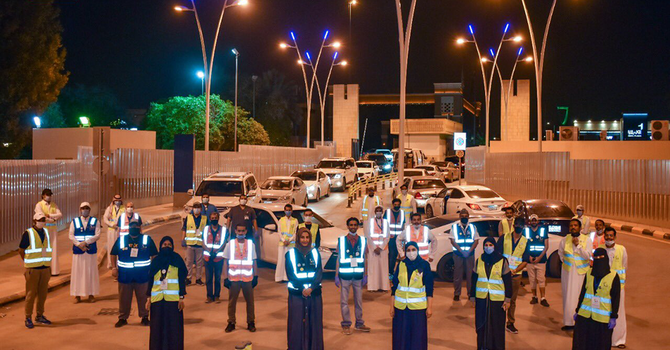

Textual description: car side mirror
[187,189,194,196]
[264,224,277,232]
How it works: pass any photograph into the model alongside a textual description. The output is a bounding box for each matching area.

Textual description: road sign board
[456,150,465,158]
[454,132,467,151]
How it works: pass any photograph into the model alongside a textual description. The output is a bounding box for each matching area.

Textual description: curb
[0,213,181,307]
[604,221,670,242]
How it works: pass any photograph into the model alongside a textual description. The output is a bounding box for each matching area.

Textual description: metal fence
[465,146,670,228]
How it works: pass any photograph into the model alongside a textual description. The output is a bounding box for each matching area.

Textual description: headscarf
[591,247,610,277]
[150,236,183,277]
[296,227,312,256]
[402,241,422,270]
[481,237,503,264]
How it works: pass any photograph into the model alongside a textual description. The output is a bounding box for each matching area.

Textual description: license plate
[488,205,498,210]
[264,201,274,204]
[548,225,561,233]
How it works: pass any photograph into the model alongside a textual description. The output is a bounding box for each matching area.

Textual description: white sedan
[259,176,308,206]
[356,160,379,179]
[424,185,507,217]
[291,169,330,202]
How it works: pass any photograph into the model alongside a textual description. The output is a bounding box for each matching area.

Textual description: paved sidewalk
[0,203,183,306]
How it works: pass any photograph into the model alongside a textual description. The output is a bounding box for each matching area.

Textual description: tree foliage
[144,95,269,150]
[57,84,125,127]
[0,0,69,158]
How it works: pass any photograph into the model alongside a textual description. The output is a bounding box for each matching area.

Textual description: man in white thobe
[604,227,627,348]
[359,187,382,226]
[558,218,592,330]
[35,188,63,276]
[103,194,124,269]
[572,204,591,235]
[69,202,101,303]
[364,206,390,291]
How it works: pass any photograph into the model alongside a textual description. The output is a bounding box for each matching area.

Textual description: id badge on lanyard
[591,296,601,309]
[130,248,139,258]
[160,269,168,290]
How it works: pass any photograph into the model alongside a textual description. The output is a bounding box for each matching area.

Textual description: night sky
[56,0,670,137]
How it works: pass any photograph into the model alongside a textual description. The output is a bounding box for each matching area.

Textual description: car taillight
[467,203,482,210]
[414,192,424,199]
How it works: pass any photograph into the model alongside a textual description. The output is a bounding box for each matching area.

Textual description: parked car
[254,203,345,270]
[445,155,465,177]
[291,169,330,202]
[430,161,460,182]
[315,157,358,191]
[392,148,427,169]
[259,176,308,206]
[356,160,379,179]
[393,176,447,210]
[185,172,260,214]
[510,199,575,238]
[403,168,428,177]
[423,214,563,281]
[375,148,394,162]
[415,164,444,180]
[424,185,506,217]
[365,153,393,174]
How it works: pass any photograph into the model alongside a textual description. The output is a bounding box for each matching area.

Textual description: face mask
[305,216,313,223]
[393,205,400,211]
[375,212,383,219]
[44,196,52,202]
[210,219,219,226]
[514,226,523,234]
[240,199,247,206]
[348,230,357,235]
[114,201,122,207]
[605,240,615,247]
[401,190,407,195]
[35,221,46,229]
[406,251,418,261]
[81,210,90,217]
[236,235,246,240]
[484,246,495,255]
[193,208,201,215]
[160,246,173,254]
[576,210,583,216]
[369,193,374,197]
[596,229,604,234]
[202,198,209,204]
[129,227,140,237]
[285,211,292,217]
[460,218,468,224]
[126,208,134,214]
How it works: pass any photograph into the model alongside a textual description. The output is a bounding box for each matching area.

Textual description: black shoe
[35,315,51,325]
[453,295,460,301]
[561,325,574,331]
[215,297,221,304]
[205,298,214,304]
[141,317,150,326]
[540,299,550,307]
[196,279,204,286]
[506,323,518,334]
[185,279,192,286]
[115,319,128,328]
[248,322,256,332]
[25,318,34,329]
[530,297,538,304]
[225,323,235,333]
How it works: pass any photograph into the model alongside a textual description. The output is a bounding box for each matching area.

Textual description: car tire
[546,252,561,278]
[325,186,330,197]
[437,253,455,282]
[426,205,434,218]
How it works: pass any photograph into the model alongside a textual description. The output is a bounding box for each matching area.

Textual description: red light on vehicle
[414,192,424,199]
[466,203,482,210]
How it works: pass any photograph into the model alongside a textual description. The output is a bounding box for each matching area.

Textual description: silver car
[291,169,331,202]
[393,176,447,211]
[259,176,308,206]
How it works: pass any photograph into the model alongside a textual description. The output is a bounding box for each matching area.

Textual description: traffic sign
[456,150,465,158]
[454,132,467,151]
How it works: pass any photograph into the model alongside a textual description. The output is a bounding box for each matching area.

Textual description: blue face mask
[484,246,495,255]
[236,235,246,240]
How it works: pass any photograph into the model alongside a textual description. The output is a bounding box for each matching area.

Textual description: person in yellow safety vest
[365,206,390,291]
[602,227,627,349]
[146,236,187,350]
[385,198,405,278]
[181,202,206,286]
[450,209,480,301]
[495,218,527,334]
[396,184,417,217]
[19,213,54,329]
[298,208,321,248]
[360,187,382,224]
[591,219,607,251]
[390,241,434,350]
[116,201,142,237]
[572,248,621,350]
[497,205,516,238]
[276,204,298,282]
[470,237,512,350]
[104,194,125,269]
[573,204,591,235]
[34,188,62,276]
[397,213,437,262]
[559,219,593,331]
[222,224,258,333]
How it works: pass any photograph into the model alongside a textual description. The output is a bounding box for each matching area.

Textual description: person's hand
[572,236,580,246]
[252,276,258,288]
[362,275,368,286]
[224,279,231,289]
[428,257,434,263]
[111,268,118,278]
[374,247,382,255]
[502,301,510,311]
[145,299,151,311]
[181,239,187,248]
[426,306,433,319]
[178,299,185,312]
[390,305,395,318]
[283,241,289,247]
[302,288,312,297]
[573,313,578,322]
[461,250,469,258]
[608,318,616,330]
[334,276,341,288]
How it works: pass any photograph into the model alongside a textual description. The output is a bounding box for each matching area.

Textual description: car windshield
[413,179,446,189]
[317,160,346,169]
[195,180,243,196]
[466,190,500,199]
[404,170,424,176]
[416,166,435,171]
[292,172,317,181]
[527,202,575,218]
[357,162,372,168]
[261,179,293,190]
[274,210,333,228]
[366,154,388,163]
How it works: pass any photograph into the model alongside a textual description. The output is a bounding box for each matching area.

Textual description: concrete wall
[501,79,530,142]
[490,140,670,160]
[406,134,446,160]
[109,129,156,151]
[33,128,156,160]
[332,84,359,157]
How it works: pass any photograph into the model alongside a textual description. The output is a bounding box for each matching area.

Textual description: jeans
[205,259,223,299]
[185,246,204,280]
[340,278,364,328]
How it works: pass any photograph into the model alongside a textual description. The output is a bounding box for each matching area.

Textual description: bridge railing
[347,173,399,208]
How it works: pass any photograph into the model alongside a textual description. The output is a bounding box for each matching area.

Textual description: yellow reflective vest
[360,195,381,221]
[151,265,180,303]
[500,219,514,236]
[24,227,53,268]
[185,214,206,246]
[396,193,414,216]
[599,244,626,290]
[475,258,505,301]
[394,261,427,310]
[503,233,527,275]
[577,269,617,323]
[279,216,299,248]
[563,234,590,274]
[298,223,319,247]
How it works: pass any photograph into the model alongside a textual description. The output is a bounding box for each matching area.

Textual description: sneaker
[540,299,550,307]
[561,325,574,331]
[506,323,518,334]
[215,297,221,304]
[342,326,352,335]
[453,295,460,301]
[225,323,235,333]
[355,325,371,332]
[25,318,34,329]
[248,322,256,332]
[530,297,538,305]
[205,298,214,304]
[115,319,128,328]
[616,345,626,349]
[196,279,204,286]
[141,317,150,326]
[35,315,51,325]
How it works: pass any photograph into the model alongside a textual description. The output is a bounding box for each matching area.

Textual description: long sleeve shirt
[391,259,434,297]
[365,217,391,251]
[34,200,62,224]
[576,273,621,319]
[68,216,102,246]
[469,258,513,301]
[104,204,124,228]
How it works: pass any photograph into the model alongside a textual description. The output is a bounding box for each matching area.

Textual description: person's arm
[411,198,417,213]
[222,260,229,280]
[314,228,321,249]
[335,242,340,281]
[88,219,102,244]
[424,261,434,297]
[181,218,187,242]
[312,251,323,291]
[575,238,592,260]
[558,238,566,260]
[34,202,44,216]
[502,260,513,301]
[148,237,158,257]
[450,237,463,254]
[495,236,505,255]
[610,274,621,319]
[498,221,504,237]
[18,231,30,261]
[51,206,63,221]
[471,227,480,250]
[69,222,79,246]
[397,234,407,258]
[103,206,114,227]
[382,224,391,250]
[622,246,628,270]
[115,217,122,236]
[469,260,478,300]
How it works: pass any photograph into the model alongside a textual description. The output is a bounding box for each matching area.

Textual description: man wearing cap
[182,202,206,286]
[19,213,54,329]
[524,214,550,307]
[34,188,63,275]
[116,201,142,238]
[573,204,591,235]
[359,187,382,225]
[104,194,125,269]
[69,202,101,303]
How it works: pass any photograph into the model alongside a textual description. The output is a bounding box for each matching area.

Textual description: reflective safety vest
[396,194,414,216]
[116,235,151,269]
[360,195,381,221]
[368,218,389,248]
[279,216,299,248]
[503,232,527,275]
[24,227,52,268]
[590,232,606,251]
[40,201,59,227]
[394,261,427,310]
[119,213,140,236]
[475,258,505,301]
[452,223,476,252]
[385,209,405,236]
[72,216,98,255]
[562,234,590,274]
[500,219,515,236]
[405,225,431,260]
[151,265,180,303]
[287,247,320,291]
[338,235,366,279]
[607,245,626,289]
[185,214,206,246]
[228,239,254,282]
[525,227,547,255]
[203,225,226,262]
[109,205,125,228]
[577,270,617,323]
[298,223,319,247]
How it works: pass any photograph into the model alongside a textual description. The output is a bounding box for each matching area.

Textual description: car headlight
[280,194,291,200]
[384,164,391,169]
[308,184,316,191]
[333,173,342,179]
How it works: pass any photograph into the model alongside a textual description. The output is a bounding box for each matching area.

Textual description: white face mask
[305,216,313,223]
[596,228,604,234]
[406,251,418,261]
[202,198,209,204]
[240,199,247,206]
[126,207,134,214]
[348,229,357,235]
[375,212,383,219]
[605,240,615,247]
[81,210,90,217]
[35,221,46,229]
[44,196,52,202]
[193,208,201,215]
[401,190,408,195]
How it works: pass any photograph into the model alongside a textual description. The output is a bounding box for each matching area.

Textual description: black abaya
[150,301,184,350]
[470,255,513,350]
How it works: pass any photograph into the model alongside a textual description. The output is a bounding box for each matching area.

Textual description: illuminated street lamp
[311,52,347,146]
[33,116,41,129]
[196,71,205,95]
[79,116,91,128]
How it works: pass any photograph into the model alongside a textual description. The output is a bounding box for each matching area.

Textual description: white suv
[315,157,358,191]
[186,172,260,214]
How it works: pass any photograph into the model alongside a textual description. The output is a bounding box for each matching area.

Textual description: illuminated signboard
[622,113,648,140]
[454,132,467,150]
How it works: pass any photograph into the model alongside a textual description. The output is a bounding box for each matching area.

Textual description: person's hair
[368,187,375,192]
[570,218,582,228]
[284,204,293,210]
[459,209,469,216]
[202,193,210,197]
[410,212,421,220]
[304,208,313,214]
[513,217,525,228]
[504,207,514,213]
[604,227,617,236]
[400,184,408,189]
[42,188,53,196]
[239,194,248,199]
[392,198,401,204]
[346,217,359,225]
[595,219,605,226]
[235,224,247,231]
[192,202,202,208]
[210,211,220,219]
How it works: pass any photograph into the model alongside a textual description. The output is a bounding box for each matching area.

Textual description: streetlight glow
[456,38,466,45]
[350,0,357,4]
[524,56,533,62]
[236,0,249,6]
[297,59,304,65]
[33,116,41,128]
[231,48,239,55]
[79,116,90,127]
[174,5,188,12]
[196,71,204,79]
[279,42,288,49]
[513,35,523,42]
[481,57,490,63]
[340,60,348,66]
[331,41,342,48]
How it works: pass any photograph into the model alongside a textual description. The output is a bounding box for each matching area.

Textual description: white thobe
[68,217,101,296]
[558,234,592,326]
[365,218,390,291]
[607,245,628,346]
[35,200,63,275]
[103,204,124,269]
[573,215,591,235]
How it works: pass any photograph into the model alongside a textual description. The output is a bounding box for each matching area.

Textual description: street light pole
[313,52,347,146]
[252,75,258,119]
[232,48,239,151]
[197,71,205,95]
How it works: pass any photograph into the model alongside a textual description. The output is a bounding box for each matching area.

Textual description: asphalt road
[0,192,667,349]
